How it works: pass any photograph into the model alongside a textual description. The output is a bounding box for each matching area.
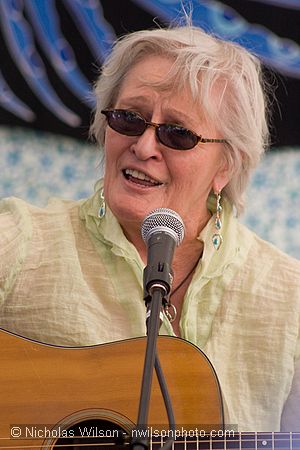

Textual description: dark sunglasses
[101,109,228,151]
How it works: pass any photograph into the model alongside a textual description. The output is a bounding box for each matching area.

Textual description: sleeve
[0,198,32,306]
[281,313,300,431]
[281,357,300,431]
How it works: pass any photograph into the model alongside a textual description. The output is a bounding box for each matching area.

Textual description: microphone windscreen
[141,208,185,246]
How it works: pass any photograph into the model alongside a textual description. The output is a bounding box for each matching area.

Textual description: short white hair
[91,25,271,215]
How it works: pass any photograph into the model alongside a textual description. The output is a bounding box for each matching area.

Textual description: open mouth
[123,169,163,187]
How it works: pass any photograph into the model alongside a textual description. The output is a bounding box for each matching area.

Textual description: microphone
[141,208,185,303]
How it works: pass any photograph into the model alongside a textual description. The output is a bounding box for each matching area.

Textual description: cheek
[171,151,223,192]
[171,153,207,178]
[104,131,125,164]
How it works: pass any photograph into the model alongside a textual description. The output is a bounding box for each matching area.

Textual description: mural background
[0,0,299,258]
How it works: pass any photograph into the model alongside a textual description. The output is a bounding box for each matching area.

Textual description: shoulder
[0,196,82,234]
[239,221,300,276]
[0,197,34,261]
[0,196,83,278]
[0,196,85,305]
[225,222,300,362]
[0,197,35,303]
[234,221,300,306]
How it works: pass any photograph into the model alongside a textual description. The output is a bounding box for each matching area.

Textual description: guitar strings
[2,433,300,448]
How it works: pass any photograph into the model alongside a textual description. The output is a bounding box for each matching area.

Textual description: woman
[0,25,300,431]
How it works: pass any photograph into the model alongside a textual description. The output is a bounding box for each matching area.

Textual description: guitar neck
[149,432,300,450]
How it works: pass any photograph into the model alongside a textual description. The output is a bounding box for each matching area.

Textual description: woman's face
[103,55,229,240]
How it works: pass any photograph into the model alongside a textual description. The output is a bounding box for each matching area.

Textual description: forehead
[121,56,188,93]
[116,55,201,113]
[115,55,224,136]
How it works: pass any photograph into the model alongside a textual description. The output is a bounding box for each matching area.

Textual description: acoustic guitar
[0,328,299,449]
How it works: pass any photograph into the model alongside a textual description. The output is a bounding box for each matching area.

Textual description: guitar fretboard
[149,432,300,450]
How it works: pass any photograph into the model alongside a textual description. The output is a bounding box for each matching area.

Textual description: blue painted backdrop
[0,0,299,258]
[0,0,300,146]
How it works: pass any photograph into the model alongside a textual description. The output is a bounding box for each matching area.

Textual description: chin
[109,198,153,225]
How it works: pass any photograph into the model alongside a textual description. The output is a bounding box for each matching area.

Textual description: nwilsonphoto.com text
[132,427,237,439]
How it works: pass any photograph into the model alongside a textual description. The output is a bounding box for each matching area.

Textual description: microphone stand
[130,286,167,450]
[130,241,176,450]
[131,208,184,450]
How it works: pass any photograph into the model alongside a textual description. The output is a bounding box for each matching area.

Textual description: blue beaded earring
[98,188,106,218]
[212,190,223,250]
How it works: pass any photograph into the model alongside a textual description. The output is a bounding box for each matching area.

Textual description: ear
[212,158,230,193]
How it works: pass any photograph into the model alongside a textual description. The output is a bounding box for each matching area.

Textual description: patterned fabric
[0,126,299,259]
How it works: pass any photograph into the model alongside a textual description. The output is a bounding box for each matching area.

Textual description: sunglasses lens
[102,109,200,150]
[106,110,145,136]
[158,125,198,150]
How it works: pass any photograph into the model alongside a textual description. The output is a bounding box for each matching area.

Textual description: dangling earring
[98,188,106,218]
[212,190,223,250]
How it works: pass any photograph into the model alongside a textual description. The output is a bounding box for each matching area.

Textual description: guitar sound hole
[53,419,128,449]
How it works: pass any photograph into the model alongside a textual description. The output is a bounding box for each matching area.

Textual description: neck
[120,207,211,266]
[172,239,203,286]
[171,250,202,298]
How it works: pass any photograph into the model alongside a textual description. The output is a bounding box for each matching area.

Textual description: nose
[130,125,163,161]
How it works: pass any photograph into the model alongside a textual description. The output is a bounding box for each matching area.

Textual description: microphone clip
[143,231,175,307]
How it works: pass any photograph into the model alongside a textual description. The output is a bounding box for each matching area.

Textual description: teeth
[125,168,160,184]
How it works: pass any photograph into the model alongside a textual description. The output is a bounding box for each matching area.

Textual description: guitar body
[0,329,223,449]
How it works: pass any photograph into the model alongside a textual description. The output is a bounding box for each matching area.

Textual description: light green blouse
[0,181,300,431]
